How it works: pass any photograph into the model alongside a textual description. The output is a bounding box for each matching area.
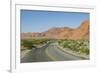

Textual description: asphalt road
[21,42,52,63]
[46,43,82,61]
[21,42,82,63]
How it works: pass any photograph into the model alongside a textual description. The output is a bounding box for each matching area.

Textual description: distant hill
[21,20,89,40]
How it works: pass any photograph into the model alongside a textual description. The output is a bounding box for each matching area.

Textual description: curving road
[46,43,82,61]
[21,42,83,63]
[21,42,52,63]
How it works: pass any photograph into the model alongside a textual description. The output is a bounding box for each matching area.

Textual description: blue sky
[21,10,89,32]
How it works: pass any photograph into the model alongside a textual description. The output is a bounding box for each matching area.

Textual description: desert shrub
[21,38,50,49]
[79,48,89,55]
[58,39,89,55]
[31,39,50,45]
[21,40,34,49]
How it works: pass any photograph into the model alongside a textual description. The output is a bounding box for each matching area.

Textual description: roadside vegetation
[21,38,89,55]
[58,39,89,55]
[21,38,50,50]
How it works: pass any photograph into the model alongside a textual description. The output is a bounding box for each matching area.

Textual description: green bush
[21,38,50,49]
[58,39,89,55]
[21,40,34,49]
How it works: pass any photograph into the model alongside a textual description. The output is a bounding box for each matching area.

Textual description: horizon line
[21,20,89,33]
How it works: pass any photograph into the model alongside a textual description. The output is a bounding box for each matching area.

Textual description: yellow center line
[45,48,57,61]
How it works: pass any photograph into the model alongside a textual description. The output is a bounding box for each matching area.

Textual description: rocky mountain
[21,20,89,40]
[72,20,89,39]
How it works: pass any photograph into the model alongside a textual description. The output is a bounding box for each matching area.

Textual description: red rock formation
[21,20,89,40]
